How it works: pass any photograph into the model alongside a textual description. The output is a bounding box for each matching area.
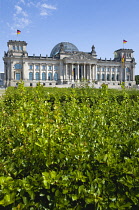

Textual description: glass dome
[50,42,79,57]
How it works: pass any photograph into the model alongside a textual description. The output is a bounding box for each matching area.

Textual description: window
[54,73,58,81]
[112,74,115,81]
[48,66,52,70]
[42,72,46,80]
[29,72,33,80]
[102,74,105,81]
[97,67,100,72]
[112,68,115,72]
[13,46,15,50]
[30,83,32,87]
[97,74,100,80]
[36,72,40,80]
[14,64,22,69]
[127,75,130,81]
[117,74,119,81]
[16,73,20,80]
[35,65,39,70]
[107,68,110,72]
[54,65,58,70]
[48,72,52,80]
[126,68,130,72]
[29,65,33,70]
[42,65,46,70]
[107,74,110,81]
[19,46,23,51]
[102,68,105,72]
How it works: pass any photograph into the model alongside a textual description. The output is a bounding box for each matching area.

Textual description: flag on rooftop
[17,30,21,34]
[123,40,127,44]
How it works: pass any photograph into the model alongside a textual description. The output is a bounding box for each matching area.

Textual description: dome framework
[50,42,79,57]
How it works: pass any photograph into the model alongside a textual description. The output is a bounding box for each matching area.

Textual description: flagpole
[123,39,124,49]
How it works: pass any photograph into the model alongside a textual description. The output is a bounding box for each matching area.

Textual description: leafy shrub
[0,83,139,209]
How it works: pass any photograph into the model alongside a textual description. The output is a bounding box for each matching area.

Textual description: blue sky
[0,0,139,74]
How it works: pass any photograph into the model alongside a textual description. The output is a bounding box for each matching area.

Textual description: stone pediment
[68,52,94,60]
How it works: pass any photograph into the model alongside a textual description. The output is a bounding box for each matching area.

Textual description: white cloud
[7,0,57,33]
[15,5,22,14]
[40,11,48,16]
[15,5,28,17]
[19,0,25,4]
[41,4,57,10]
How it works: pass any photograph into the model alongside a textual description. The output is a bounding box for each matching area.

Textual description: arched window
[48,72,52,80]
[29,72,33,80]
[14,63,22,69]
[42,72,46,80]
[36,72,40,80]
[16,73,21,80]
[54,73,58,81]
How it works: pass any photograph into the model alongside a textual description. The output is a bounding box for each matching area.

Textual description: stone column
[11,62,14,80]
[89,64,92,81]
[46,64,48,80]
[65,63,67,81]
[77,64,79,81]
[33,64,35,81]
[84,64,86,80]
[114,68,117,81]
[71,64,74,81]
[60,61,63,83]
[132,66,135,81]
[110,67,112,81]
[40,64,42,80]
[52,64,55,80]
[100,68,102,81]
[95,64,97,80]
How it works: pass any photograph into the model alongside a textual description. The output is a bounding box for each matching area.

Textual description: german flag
[123,40,127,44]
[17,30,21,34]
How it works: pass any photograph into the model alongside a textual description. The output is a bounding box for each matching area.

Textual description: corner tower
[7,40,28,57]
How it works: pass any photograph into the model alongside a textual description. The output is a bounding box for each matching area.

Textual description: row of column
[63,63,97,81]
[62,63,132,82]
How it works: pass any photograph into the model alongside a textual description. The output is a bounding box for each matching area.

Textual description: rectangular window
[29,65,33,70]
[127,75,130,81]
[102,74,105,81]
[42,65,46,70]
[97,67,100,72]
[112,68,115,72]
[102,68,105,72]
[48,66,52,70]
[107,68,110,72]
[16,73,20,80]
[19,46,23,50]
[112,74,115,81]
[107,74,110,81]
[54,65,58,70]
[36,65,39,70]
[117,74,119,81]
[97,74,100,80]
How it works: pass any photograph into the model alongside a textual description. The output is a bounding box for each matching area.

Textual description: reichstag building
[3,40,136,87]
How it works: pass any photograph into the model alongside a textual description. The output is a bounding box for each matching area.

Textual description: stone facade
[3,40,136,88]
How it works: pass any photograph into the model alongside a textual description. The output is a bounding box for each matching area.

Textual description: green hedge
[0,83,139,209]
